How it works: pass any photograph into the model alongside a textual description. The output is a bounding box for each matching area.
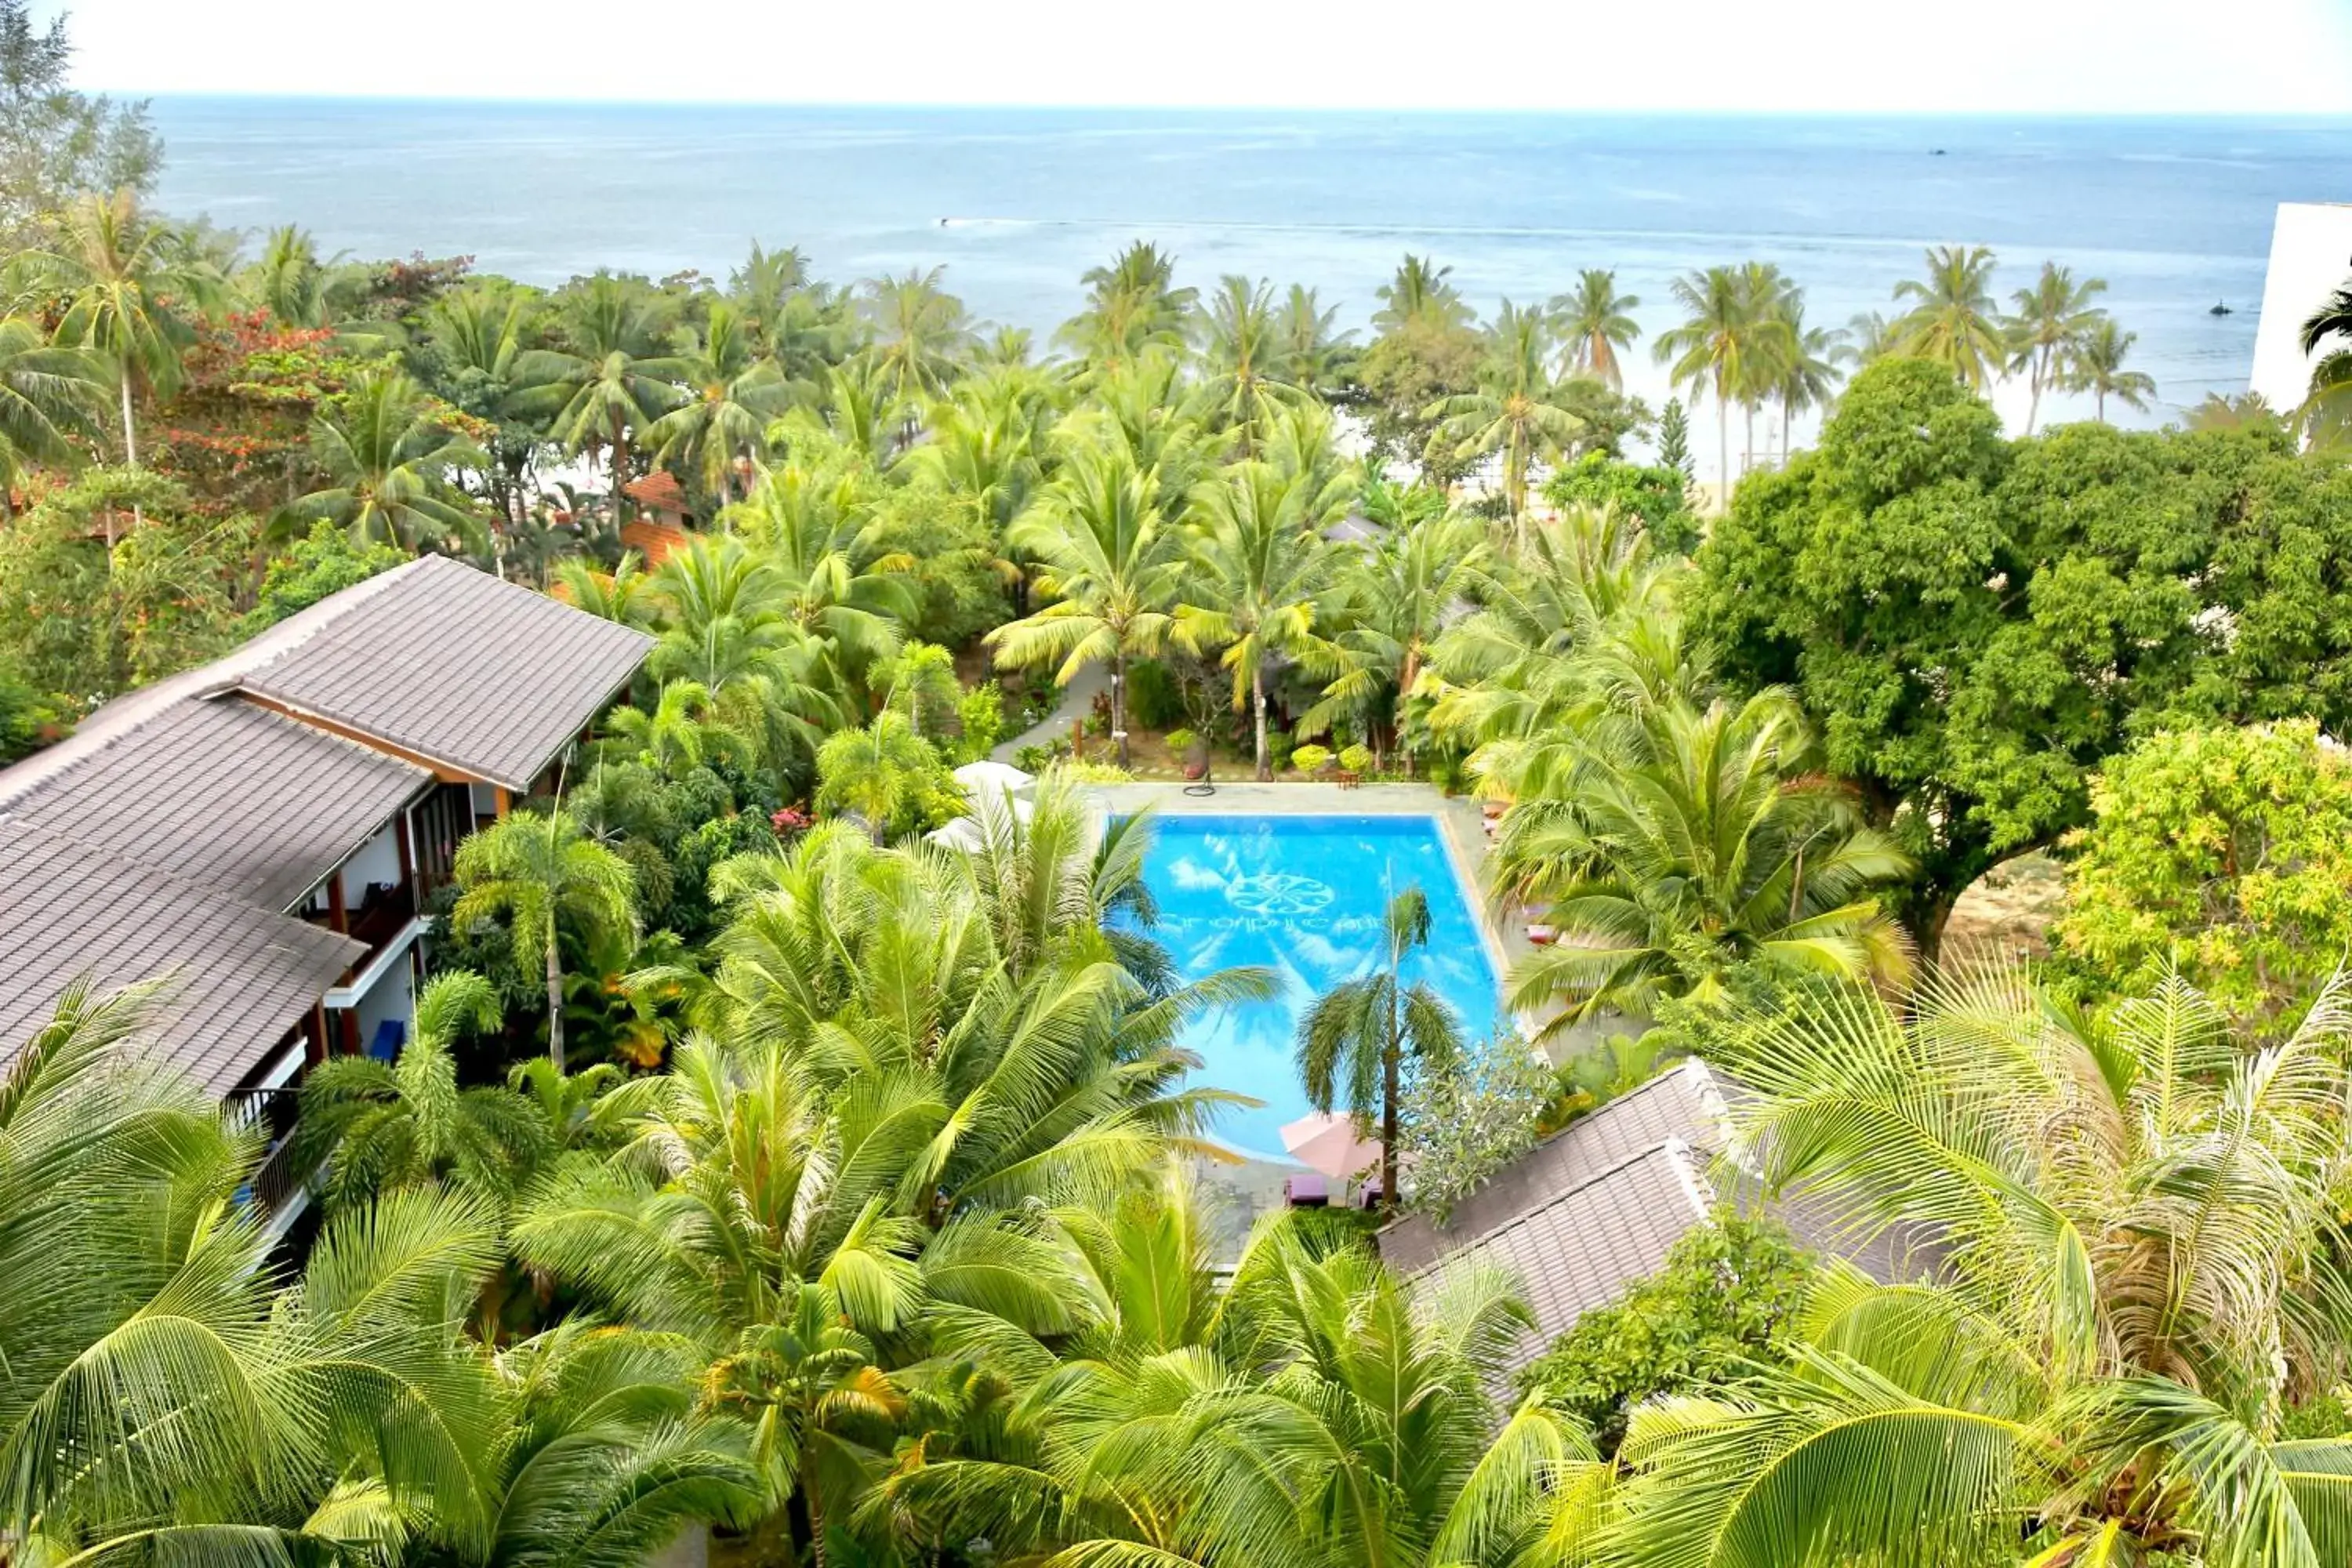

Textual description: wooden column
[327,871,348,936]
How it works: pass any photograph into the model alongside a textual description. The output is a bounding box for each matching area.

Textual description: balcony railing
[227,1086,311,1213]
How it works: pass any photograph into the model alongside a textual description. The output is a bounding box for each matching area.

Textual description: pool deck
[1084,781,1532,1250]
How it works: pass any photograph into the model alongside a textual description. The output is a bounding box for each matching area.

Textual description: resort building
[0,555,652,1232]
[1377,1058,1900,1374]
[2249,201,2352,412]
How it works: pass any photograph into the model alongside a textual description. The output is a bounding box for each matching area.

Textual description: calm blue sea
[148,100,2352,433]
[1126,814,1504,1161]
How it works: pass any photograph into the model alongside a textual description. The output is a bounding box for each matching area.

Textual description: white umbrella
[924,817,985,853]
[953,759,1035,796]
[1279,1111,1382,1181]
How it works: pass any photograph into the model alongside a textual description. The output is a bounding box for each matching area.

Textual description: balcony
[303,877,419,971]
[226,1085,311,1214]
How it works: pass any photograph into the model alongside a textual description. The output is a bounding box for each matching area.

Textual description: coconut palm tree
[815,710,941,841]
[1194,273,1302,453]
[1298,886,1465,1208]
[1174,459,1348,779]
[1493,686,1915,1033]
[2067,317,2157,422]
[1655,265,1760,492]
[1374,252,1475,332]
[604,677,748,776]
[2297,275,2352,355]
[0,314,106,514]
[1308,489,1487,767]
[453,807,640,1071]
[1425,299,1588,535]
[34,188,217,472]
[2006,260,2110,434]
[1058,240,1197,368]
[554,548,656,627]
[512,272,688,521]
[294,366,488,552]
[249,223,332,327]
[1893,242,2008,390]
[727,457,915,678]
[1274,281,1352,392]
[1553,267,1642,390]
[988,442,1187,768]
[647,299,790,503]
[290,969,552,1210]
[1834,310,1900,370]
[0,979,516,1565]
[1766,294,1841,462]
[878,1174,1608,1568]
[429,279,542,528]
[857,265,975,402]
[1613,963,2352,1568]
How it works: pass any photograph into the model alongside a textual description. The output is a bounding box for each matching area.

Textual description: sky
[50,0,2352,114]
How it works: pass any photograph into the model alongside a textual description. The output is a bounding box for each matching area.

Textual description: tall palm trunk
[1112,648,1131,769]
[1252,664,1271,781]
[2025,351,2047,436]
[118,372,143,534]
[543,924,566,1073]
[1378,986,1401,1212]
[1715,389,1730,502]
[1743,401,1756,474]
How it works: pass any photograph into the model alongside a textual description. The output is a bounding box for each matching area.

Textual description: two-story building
[0,554,653,1234]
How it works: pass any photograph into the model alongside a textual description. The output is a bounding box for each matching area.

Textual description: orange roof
[622,470,689,513]
[620,517,692,566]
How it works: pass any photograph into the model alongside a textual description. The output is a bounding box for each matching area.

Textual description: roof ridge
[0,555,440,811]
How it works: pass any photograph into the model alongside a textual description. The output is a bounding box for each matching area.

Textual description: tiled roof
[0,822,364,1098]
[1412,1141,1714,1377]
[4,696,430,910]
[622,470,689,513]
[238,554,652,791]
[1378,1061,1730,1277]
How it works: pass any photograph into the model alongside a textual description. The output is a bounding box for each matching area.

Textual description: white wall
[2249,203,2352,412]
[344,949,416,1060]
[338,821,404,902]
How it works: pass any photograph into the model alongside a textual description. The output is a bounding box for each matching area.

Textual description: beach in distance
[152,100,2352,432]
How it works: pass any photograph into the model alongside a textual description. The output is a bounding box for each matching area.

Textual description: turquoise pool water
[1127,814,1506,1160]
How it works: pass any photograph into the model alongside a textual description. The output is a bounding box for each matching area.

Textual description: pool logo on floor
[1224,872,1336,917]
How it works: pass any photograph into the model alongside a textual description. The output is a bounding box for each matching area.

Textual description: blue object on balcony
[368,1018,407,1062]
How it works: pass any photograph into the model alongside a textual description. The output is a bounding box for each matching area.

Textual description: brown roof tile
[0,822,364,1097]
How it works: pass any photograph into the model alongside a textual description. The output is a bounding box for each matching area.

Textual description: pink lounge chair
[1284,1174,1330,1207]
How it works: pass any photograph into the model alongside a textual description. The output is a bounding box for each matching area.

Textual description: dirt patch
[1943,851,2067,961]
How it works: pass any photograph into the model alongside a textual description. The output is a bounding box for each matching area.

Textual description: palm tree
[2006,260,2110,434]
[1309,489,1486,768]
[1490,686,1913,1033]
[988,442,1185,768]
[295,366,488,552]
[879,1180,1606,1568]
[1298,886,1465,1208]
[1553,267,1642,390]
[1834,309,1900,370]
[815,710,939,841]
[1194,273,1301,452]
[249,223,331,327]
[857,265,975,402]
[1893,242,2007,390]
[0,315,106,514]
[2067,316,2157,422]
[1174,459,1348,779]
[647,299,789,503]
[1273,281,1352,392]
[1057,240,1197,368]
[1614,963,2352,1566]
[2297,275,2352,355]
[452,807,639,1071]
[1426,299,1587,533]
[0,980,517,1565]
[1374,252,1475,332]
[512,272,688,521]
[1766,295,1841,462]
[554,548,656,626]
[290,969,554,1209]
[1654,265,1761,492]
[34,188,216,473]
[604,677,746,776]
[428,279,541,529]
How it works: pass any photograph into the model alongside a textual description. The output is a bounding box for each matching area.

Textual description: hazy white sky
[50,0,2352,114]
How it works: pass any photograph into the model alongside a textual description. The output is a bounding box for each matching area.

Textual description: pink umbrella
[1279,1111,1382,1181]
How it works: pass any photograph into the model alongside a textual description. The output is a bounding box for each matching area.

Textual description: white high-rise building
[2249,202,2352,413]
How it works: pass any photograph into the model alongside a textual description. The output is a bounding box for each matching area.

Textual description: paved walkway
[991,663,1110,764]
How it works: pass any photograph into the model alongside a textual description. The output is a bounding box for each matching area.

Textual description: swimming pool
[1126,813,1506,1160]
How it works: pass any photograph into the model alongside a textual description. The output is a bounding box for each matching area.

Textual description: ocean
[147,99,2352,441]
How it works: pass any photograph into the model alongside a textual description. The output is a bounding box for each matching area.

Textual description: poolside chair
[1283,1174,1330,1208]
